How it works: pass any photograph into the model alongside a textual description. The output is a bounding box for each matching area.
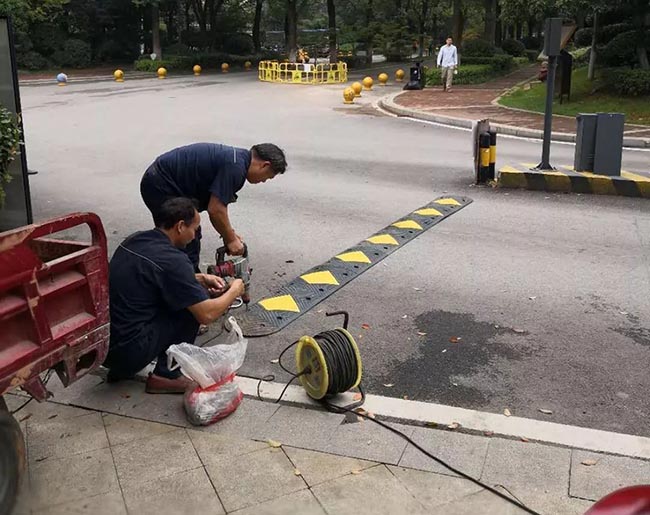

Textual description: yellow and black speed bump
[237,195,473,337]
[498,164,650,198]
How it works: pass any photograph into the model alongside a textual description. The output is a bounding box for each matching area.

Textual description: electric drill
[206,244,252,306]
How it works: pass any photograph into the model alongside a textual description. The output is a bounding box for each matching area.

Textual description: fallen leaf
[47,414,58,420]
[417,331,427,336]
[581,459,598,466]
[293,469,302,476]
[447,422,460,430]
[270,359,279,364]
[442,349,447,353]
[267,439,282,448]
[520,437,530,442]
[317,309,323,313]
[538,408,553,415]
[503,408,512,417]
[383,383,394,388]
[452,382,458,387]
[353,393,362,401]
[425,421,438,428]
[351,469,362,475]
[361,323,370,330]
[513,328,525,334]
[449,336,462,343]
[401,315,408,319]
[494,325,500,329]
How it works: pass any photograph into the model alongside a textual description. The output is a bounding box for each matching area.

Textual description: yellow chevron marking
[392,220,423,230]
[366,234,399,245]
[300,271,339,286]
[434,198,462,206]
[414,208,443,217]
[259,295,300,312]
[335,251,371,264]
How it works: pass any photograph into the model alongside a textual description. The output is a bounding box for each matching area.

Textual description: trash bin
[574,112,625,176]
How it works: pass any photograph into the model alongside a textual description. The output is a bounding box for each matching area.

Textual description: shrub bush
[513,56,529,66]
[222,34,255,55]
[501,38,526,57]
[604,68,650,96]
[521,36,542,50]
[574,28,593,47]
[599,23,634,44]
[462,39,495,57]
[53,39,92,68]
[460,55,514,71]
[426,64,494,86]
[525,49,540,62]
[134,52,282,72]
[570,46,591,67]
[18,51,49,70]
[338,55,367,68]
[96,39,139,62]
[600,31,641,68]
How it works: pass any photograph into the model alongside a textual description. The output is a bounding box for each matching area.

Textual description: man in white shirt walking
[437,37,458,92]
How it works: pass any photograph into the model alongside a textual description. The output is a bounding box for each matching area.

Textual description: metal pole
[537,54,557,170]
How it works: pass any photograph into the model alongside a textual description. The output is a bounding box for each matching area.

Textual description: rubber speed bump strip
[498,164,650,198]
[237,195,473,337]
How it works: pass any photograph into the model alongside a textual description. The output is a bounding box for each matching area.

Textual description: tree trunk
[452,0,463,47]
[587,11,598,80]
[286,0,298,62]
[151,3,161,59]
[484,0,496,45]
[253,0,264,52]
[327,0,337,63]
[365,0,374,65]
[527,19,534,37]
[495,0,502,45]
[418,0,428,57]
[636,12,650,69]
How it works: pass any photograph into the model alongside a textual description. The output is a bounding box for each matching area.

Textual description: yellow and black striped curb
[498,164,650,198]
[237,195,473,337]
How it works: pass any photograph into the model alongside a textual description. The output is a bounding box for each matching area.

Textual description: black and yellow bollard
[479,132,491,183]
[488,130,497,181]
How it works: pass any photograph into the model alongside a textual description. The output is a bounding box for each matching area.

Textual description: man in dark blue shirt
[104,197,245,393]
[140,143,287,270]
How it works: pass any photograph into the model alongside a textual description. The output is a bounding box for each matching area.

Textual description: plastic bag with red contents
[167,316,247,426]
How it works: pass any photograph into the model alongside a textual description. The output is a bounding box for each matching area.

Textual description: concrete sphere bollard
[157,67,167,79]
[221,63,230,73]
[114,69,124,82]
[193,65,202,76]
[56,73,68,86]
[343,87,355,104]
[378,72,389,85]
[244,61,252,71]
[351,82,363,97]
[395,69,405,81]
[362,76,373,90]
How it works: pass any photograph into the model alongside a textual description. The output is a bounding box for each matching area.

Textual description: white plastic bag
[166,316,247,426]
[166,316,247,388]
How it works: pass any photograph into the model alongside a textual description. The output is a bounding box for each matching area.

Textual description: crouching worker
[104,197,245,394]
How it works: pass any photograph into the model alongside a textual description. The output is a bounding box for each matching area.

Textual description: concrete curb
[238,376,650,460]
[379,91,650,149]
[498,165,650,198]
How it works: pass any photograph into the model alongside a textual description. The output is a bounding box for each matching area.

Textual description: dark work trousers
[104,308,199,381]
[140,164,202,272]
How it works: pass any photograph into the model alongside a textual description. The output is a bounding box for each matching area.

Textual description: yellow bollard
[221,63,230,73]
[395,69,405,82]
[351,82,362,97]
[157,67,167,79]
[378,72,388,86]
[362,76,373,90]
[193,64,202,76]
[343,87,355,104]
[114,69,124,82]
[244,61,252,71]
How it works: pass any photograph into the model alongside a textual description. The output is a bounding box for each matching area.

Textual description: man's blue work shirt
[154,143,250,211]
[109,229,209,348]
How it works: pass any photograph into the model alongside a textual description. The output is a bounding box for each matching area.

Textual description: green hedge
[462,39,496,57]
[604,68,650,96]
[426,64,494,86]
[459,55,514,71]
[134,52,282,72]
[501,38,526,57]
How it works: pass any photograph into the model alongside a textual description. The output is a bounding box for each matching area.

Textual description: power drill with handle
[206,244,252,306]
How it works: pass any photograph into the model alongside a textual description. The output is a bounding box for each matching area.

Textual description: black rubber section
[0,399,25,515]
[238,195,473,337]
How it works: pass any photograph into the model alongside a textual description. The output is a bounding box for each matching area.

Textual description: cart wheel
[0,397,26,515]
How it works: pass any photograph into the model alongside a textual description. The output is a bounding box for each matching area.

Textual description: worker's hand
[226,236,245,256]
[197,274,227,295]
[230,278,245,297]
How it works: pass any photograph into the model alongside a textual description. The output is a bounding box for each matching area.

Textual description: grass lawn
[498,66,650,125]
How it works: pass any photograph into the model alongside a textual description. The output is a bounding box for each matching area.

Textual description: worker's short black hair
[155,197,199,229]
[251,143,287,174]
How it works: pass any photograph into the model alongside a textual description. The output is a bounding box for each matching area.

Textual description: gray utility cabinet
[574,112,625,176]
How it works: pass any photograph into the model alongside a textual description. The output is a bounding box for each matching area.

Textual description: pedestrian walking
[437,37,458,92]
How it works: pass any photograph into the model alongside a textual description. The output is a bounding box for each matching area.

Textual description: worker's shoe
[145,373,194,394]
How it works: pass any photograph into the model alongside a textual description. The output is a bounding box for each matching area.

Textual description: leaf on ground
[425,421,438,428]
[267,439,282,448]
[503,408,512,417]
[581,459,598,466]
[294,469,302,476]
[520,437,530,442]
[538,408,553,415]
[270,359,279,364]
[47,414,58,419]
[351,469,362,475]
[401,314,408,319]
[417,331,427,336]
[449,336,461,343]
[513,328,525,334]
[447,422,460,430]
[442,349,447,353]
[353,393,362,401]
[383,383,394,388]
[361,323,370,330]
[452,382,458,387]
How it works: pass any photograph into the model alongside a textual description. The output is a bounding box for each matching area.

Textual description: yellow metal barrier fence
[258,61,348,84]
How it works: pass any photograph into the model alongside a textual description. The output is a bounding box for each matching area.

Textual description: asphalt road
[19,72,650,436]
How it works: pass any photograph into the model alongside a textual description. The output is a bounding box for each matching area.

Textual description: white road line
[238,376,650,460]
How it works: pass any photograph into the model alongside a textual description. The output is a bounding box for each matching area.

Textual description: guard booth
[0,16,32,232]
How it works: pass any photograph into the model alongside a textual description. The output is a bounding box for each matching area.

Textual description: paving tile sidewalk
[387,65,650,146]
[6,375,650,514]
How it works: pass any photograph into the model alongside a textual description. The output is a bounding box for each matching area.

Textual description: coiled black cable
[313,329,359,395]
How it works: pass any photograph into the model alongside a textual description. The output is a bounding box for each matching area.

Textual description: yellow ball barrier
[378,72,388,85]
[343,87,355,104]
[362,76,373,90]
[157,67,167,79]
[113,69,124,82]
[221,63,230,73]
[193,64,202,76]
[395,69,405,81]
[351,82,362,97]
